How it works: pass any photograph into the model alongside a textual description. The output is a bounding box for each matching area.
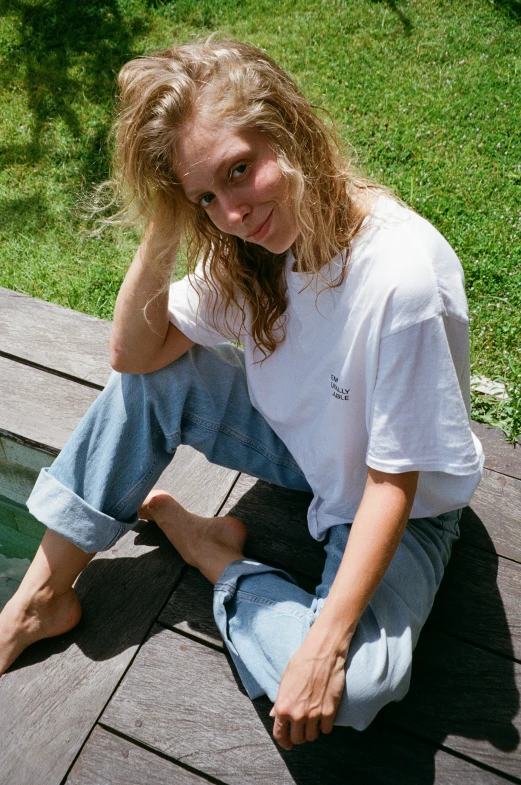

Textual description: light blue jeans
[27,344,461,730]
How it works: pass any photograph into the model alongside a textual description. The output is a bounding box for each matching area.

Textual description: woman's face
[175,121,300,254]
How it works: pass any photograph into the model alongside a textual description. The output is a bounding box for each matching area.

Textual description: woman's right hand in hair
[109,225,194,374]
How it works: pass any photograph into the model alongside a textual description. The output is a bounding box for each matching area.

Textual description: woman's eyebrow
[183,147,251,201]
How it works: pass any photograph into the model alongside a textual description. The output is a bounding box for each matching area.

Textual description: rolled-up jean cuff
[213,558,298,700]
[27,468,138,553]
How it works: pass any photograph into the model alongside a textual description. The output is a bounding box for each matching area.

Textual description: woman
[0,37,483,750]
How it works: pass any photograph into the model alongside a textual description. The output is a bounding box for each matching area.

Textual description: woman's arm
[270,467,419,750]
[109,228,194,374]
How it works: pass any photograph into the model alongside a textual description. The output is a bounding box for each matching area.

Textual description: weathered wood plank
[101,626,514,785]
[429,540,521,662]
[472,421,521,481]
[0,459,237,785]
[461,469,521,563]
[66,726,209,785]
[101,625,296,785]
[220,478,322,582]
[0,356,99,453]
[0,525,184,785]
[219,472,258,514]
[385,628,521,779]
[159,566,223,649]
[158,446,238,519]
[0,287,112,387]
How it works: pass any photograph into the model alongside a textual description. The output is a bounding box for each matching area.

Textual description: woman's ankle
[17,529,96,600]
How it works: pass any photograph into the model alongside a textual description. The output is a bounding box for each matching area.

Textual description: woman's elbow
[109,339,150,375]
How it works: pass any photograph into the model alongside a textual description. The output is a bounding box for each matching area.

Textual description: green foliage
[0,0,520,438]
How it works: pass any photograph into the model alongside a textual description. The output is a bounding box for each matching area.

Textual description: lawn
[0,0,520,438]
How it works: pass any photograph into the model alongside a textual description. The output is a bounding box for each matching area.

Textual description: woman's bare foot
[0,586,82,676]
[139,490,247,584]
[0,529,94,676]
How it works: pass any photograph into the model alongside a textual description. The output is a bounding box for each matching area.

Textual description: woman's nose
[222,195,251,226]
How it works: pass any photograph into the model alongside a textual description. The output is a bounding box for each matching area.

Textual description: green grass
[1,0,520,439]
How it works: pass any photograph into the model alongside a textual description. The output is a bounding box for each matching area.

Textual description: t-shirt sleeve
[168,262,244,347]
[366,315,481,475]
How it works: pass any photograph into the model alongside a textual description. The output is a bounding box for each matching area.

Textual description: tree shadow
[370,0,413,35]
[491,0,521,23]
[0,0,148,182]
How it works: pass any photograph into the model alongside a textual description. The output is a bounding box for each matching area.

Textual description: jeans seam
[112,425,163,517]
[234,589,313,622]
[103,522,126,550]
[182,412,305,474]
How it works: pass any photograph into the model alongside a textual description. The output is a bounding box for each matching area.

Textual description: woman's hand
[269,622,350,750]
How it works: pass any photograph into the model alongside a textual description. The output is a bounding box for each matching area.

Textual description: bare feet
[0,586,82,676]
[139,490,247,584]
[0,529,94,676]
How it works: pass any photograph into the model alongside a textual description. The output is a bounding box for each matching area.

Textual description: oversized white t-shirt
[168,195,484,540]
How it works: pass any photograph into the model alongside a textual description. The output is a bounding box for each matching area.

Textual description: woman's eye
[231,163,248,178]
[200,193,215,207]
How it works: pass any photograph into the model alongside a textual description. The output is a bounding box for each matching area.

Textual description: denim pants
[27,344,461,730]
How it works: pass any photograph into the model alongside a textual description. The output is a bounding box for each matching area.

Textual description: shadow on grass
[370,0,413,34]
[0,0,148,175]
[493,0,521,22]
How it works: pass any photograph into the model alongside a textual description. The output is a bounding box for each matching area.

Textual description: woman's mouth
[246,210,273,243]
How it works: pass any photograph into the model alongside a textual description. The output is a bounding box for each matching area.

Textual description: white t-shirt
[169,195,484,540]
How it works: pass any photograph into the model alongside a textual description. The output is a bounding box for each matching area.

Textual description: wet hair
[108,35,377,357]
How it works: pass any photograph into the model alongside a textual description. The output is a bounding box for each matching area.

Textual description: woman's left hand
[269,631,349,749]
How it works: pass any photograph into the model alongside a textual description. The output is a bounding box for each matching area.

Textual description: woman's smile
[175,122,300,253]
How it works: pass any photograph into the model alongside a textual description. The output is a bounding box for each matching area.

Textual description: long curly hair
[109,36,377,357]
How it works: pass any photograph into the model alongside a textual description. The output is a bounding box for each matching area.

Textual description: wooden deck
[0,285,520,785]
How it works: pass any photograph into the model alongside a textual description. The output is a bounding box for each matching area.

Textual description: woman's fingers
[272,714,293,750]
[271,711,326,748]
[319,712,335,735]
[305,718,320,742]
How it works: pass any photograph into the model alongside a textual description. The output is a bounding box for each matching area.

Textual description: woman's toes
[138,489,175,520]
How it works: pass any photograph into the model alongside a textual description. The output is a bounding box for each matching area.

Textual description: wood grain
[462,469,521,563]
[385,628,521,779]
[0,525,185,785]
[66,726,208,785]
[221,478,323,583]
[159,566,223,650]
[428,541,521,662]
[101,625,296,785]
[0,465,236,785]
[0,287,112,387]
[472,421,521,481]
[0,356,99,453]
[101,626,513,785]
[158,445,238,519]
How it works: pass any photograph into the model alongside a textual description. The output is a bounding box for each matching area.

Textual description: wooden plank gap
[156,619,224,653]
[0,428,60,457]
[214,470,244,516]
[94,724,231,785]
[461,540,521,568]
[380,720,521,785]
[425,622,521,667]
[60,560,190,785]
[0,350,105,391]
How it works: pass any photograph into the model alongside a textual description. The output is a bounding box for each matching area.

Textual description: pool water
[0,498,44,610]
